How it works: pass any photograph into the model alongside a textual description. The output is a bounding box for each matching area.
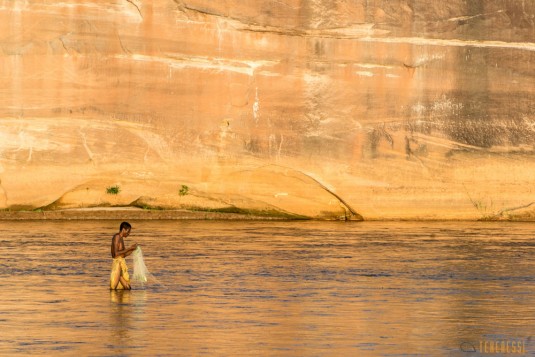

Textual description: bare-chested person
[110,222,138,290]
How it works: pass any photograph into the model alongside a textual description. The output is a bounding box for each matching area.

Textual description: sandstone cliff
[1,1,534,219]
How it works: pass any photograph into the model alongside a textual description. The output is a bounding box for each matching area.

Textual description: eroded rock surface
[1,1,534,219]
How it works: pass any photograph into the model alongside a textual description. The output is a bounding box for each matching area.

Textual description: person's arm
[121,243,138,257]
[113,235,138,257]
[115,243,138,257]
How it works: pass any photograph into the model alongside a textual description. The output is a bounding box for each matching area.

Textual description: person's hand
[131,243,139,250]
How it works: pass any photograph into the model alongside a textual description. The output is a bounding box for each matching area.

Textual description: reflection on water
[0,220,534,356]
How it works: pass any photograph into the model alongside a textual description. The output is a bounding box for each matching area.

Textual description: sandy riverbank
[1,206,532,221]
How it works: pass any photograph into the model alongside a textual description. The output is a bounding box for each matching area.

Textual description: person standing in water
[110,222,138,290]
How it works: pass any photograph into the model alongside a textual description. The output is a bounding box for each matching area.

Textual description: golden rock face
[1,1,534,219]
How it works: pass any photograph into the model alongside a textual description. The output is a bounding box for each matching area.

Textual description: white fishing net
[132,246,150,284]
[132,246,165,289]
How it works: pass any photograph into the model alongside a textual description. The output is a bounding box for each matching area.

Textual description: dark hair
[120,221,131,231]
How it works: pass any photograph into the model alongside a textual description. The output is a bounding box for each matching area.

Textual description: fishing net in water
[132,246,151,285]
[132,246,166,289]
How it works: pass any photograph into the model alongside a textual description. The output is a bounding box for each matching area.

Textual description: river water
[0,220,533,356]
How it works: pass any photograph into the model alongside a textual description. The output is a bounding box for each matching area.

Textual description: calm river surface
[0,220,534,356]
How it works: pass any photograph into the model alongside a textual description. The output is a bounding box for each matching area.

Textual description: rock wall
[1,0,534,219]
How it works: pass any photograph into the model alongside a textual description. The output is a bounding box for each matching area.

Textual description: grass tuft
[179,185,189,196]
[106,185,121,195]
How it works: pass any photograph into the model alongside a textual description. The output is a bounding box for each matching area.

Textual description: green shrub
[106,185,121,195]
[179,185,189,196]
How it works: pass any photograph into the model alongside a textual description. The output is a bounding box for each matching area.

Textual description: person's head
[119,221,131,236]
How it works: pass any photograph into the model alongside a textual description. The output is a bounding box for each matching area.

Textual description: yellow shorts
[110,257,130,289]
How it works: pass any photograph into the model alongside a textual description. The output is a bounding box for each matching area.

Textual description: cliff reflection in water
[0,220,533,355]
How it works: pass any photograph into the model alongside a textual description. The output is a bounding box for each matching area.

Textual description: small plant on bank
[179,185,189,196]
[106,185,121,195]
